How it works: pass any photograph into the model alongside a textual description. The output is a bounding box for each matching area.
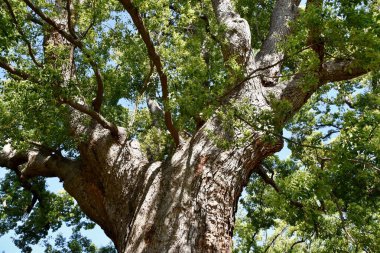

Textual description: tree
[234,77,380,252]
[0,0,378,252]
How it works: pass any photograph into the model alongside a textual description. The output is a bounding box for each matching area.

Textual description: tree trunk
[60,112,283,253]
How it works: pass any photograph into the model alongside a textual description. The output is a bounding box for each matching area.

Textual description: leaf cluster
[234,76,380,252]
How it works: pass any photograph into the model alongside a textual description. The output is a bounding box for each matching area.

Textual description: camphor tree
[0,0,379,252]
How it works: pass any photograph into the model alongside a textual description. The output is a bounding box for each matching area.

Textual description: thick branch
[271,59,369,119]
[0,146,45,211]
[0,143,80,215]
[118,0,180,147]
[146,98,164,128]
[256,0,300,85]
[320,60,368,83]
[210,0,252,64]
[0,144,78,181]
[258,0,300,57]
[92,68,105,112]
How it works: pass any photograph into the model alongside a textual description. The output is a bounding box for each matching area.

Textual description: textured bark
[55,115,283,253]
[0,0,372,252]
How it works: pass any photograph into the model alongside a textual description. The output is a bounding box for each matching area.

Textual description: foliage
[0,0,379,251]
[0,171,102,252]
[234,75,380,252]
[282,0,380,81]
[233,0,275,50]
[44,233,116,253]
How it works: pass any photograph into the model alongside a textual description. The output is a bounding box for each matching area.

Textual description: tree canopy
[0,0,379,252]
[234,77,380,252]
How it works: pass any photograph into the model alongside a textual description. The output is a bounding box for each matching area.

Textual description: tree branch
[270,59,369,121]
[320,59,369,83]
[255,165,280,193]
[256,0,301,85]
[22,0,76,44]
[305,0,324,66]
[263,226,288,253]
[0,148,45,212]
[0,143,81,214]
[80,2,97,39]
[0,56,111,138]
[254,164,304,209]
[65,0,77,39]
[210,0,252,64]
[0,144,78,181]
[220,45,312,102]
[118,0,180,147]
[258,0,301,57]
[59,98,119,137]
[3,0,43,67]
[26,13,44,26]
[332,195,357,245]
[22,0,105,113]
[288,239,305,252]
[0,57,32,80]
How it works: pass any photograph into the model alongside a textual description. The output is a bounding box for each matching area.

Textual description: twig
[263,226,288,253]
[288,239,305,252]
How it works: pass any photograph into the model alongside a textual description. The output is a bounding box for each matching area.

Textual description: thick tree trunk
[60,111,282,253]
